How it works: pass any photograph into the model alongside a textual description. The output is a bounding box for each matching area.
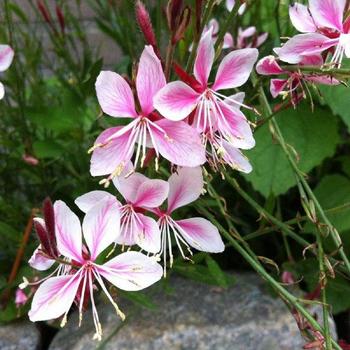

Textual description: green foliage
[244,106,340,197]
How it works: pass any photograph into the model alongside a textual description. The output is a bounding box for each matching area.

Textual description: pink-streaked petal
[29,246,55,271]
[240,26,256,38]
[270,79,289,98]
[75,191,116,213]
[0,45,14,72]
[256,32,269,47]
[82,197,120,260]
[167,167,203,213]
[309,0,345,32]
[289,3,317,33]
[256,55,285,76]
[306,75,340,85]
[95,71,137,118]
[176,218,225,253]
[0,82,4,100]
[113,172,147,203]
[223,33,234,49]
[98,251,163,291]
[90,127,135,177]
[133,179,169,208]
[154,81,200,121]
[276,33,337,64]
[221,141,253,173]
[136,46,166,115]
[218,101,255,149]
[212,48,258,91]
[29,274,82,322]
[194,28,215,87]
[208,19,219,35]
[151,119,206,167]
[54,201,83,262]
[135,214,161,254]
[224,92,246,109]
[300,54,324,66]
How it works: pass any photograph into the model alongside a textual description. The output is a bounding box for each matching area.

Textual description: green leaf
[205,255,229,288]
[33,140,64,159]
[244,106,340,197]
[120,291,157,310]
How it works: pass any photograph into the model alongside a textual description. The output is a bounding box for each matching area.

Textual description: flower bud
[135,1,157,49]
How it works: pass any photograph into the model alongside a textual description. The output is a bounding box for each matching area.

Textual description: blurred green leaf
[120,291,157,310]
[33,140,64,159]
[245,106,340,197]
[205,255,229,288]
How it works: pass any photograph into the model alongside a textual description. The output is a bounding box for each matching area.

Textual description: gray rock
[0,320,40,350]
[49,274,334,350]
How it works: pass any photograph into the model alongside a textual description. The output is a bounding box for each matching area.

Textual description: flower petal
[154,81,200,121]
[29,274,82,322]
[306,75,340,85]
[54,201,83,262]
[151,119,206,167]
[276,33,337,64]
[29,246,55,271]
[289,3,317,33]
[82,197,120,260]
[0,82,4,100]
[136,46,166,115]
[194,28,215,87]
[270,79,288,98]
[95,71,137,118]
[212,48,258,91]
[256,55,285,76]
[98,251,163,291]
[0,45,14,72]
[133,179,169,208]
[135,214,161,254]
[90,127,135,177]
[176,217,225,253]
[223,33,234,49]
[75,191,116,213]
[221,141,253,173]
[167,166,203,212]
[113,171,148,203]
[309,0,345,32]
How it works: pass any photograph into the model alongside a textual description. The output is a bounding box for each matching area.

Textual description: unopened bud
[55,5,65,34]
[172,6,191,44]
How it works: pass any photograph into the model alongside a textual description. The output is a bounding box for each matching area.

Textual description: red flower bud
[166,0,184,31]
[55,5,65,34]
[43,197,58,257]
[37,0,52,24]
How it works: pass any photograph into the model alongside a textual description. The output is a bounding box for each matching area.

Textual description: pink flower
[76,167,169,254]
[236,26,268,49]
[154,167,224,272]
[90,45,205,185]
[0,45,14,99]
[276,0,350,66]
[15,288,28,308]
[256,54,339,106]
[27,198,162,340]
[226,0,246,15]
[154,29,258,173]
[23,154,39,166]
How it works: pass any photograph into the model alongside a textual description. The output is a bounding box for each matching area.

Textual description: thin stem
[280,65,350,78]
[165,38,175,80]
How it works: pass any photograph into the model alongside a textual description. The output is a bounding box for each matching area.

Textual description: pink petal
[0,82,5,100]
[270,79,288,98]
[256,33,269,47]
[135,214,161,253]
[133,179,169,208]
[29,274,82,322]
[300,54,324,66]
[98,251,163,291]
[154,81,200,121]
[226,0,246,14]
[82,197,120,260]
[221,141,253,173]
[256,55,285,76]
[224,92,245,108]
[175,217,225,253]
[306,75,340,85]
[167,167,203,213]
[309,0,345,32]
[136,46,166,115]
[240,26,257,38]
[289,3,317,33]
[0,45,14,72]
[29,246,55,271]
[113,172,148,203]
[75,190,116,213]
[54,201,83,262]
[276,33,337,64]
[223,33,234,49]
[208,19,219,35]
[194,28,215,87]
[90,127,135,177]
[151,119,206,167]
[212,48,258,91]
[95,71,137,118]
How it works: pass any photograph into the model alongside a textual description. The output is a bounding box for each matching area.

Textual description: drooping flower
[256,54,339,106]
[276,0,350,66]
[235,26,268,49]
[75,168,169,254]
[27,198,162,340]
[153,167,225,272]
[90,45,205,185]
[0,45,14,99]
[154,29,258,173]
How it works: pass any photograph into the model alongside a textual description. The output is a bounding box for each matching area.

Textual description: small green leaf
[120,291,157,310]
[205,255,229,288]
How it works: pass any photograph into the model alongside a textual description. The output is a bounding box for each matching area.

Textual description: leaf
[0,222,20,242]
[244,106,340,197]
[205,255,229,288]
[33,140,64,159]
[120,291,157,310]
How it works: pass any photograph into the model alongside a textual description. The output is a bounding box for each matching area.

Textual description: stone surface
[0,320,40,350]
[48,273,332,350]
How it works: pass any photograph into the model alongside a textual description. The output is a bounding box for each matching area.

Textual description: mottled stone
[48,273,334,350]
[0,321,40,350]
